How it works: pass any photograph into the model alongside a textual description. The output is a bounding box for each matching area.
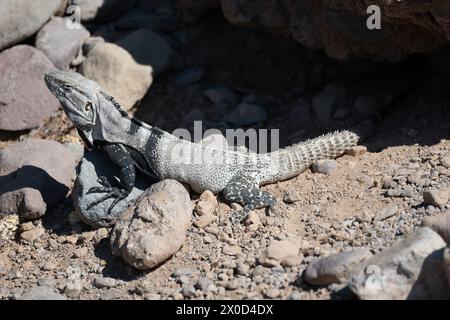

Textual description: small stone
[423,189,449,207]
[235,261,250,276]
[223,245,241,256]
[65,235,78,245]
[0,254,12,276]
[311,159,338,175]
[260,240,300,268]
[346,145,367,157]
[20,228,44,242]
[354,95,380,116]
[73,247,88,258]
[264,288,281,299]
[196,277,215,293]
[94,228,109,244]
[440,155,450,169]
[195,191,217,216]
[224,103,268,126]
[282,190,301,204]
[305,249,373,286]
[193,214,216,229]
[225,277,246,290]
[181,285,196,298]
[18,286,66,300]
[373,205,398,222]
[64,280,83,298]
[42,261,57,271]
[93,277,117,289]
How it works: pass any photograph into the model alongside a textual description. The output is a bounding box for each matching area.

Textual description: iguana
[45,70,364,223]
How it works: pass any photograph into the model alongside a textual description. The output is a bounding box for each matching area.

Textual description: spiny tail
[262,130,361,183]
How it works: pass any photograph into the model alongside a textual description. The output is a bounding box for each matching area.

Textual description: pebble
[222,245,242,256]
[20,228,44,242]
[0,254,12,276]
[195,191,218,216]
[224,103,268,126]
[193,214,216,229]
[260,240,300,268]
[346,145,367,157]
[422,213,450,242]
[423,189,449,207]
[73,247,88,258]
[64,279,83,298]
[18,286,66,300]
[93,277,117,289]
[311,159,338,175]
[110,180,193,270]
[373,205,398,222]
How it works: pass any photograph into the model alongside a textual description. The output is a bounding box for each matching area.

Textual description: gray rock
[181,285,196,298]
[203,86,237,109]
[422,213,450,242]
[0,0,61,51]
[349,227,448,300]
[311,159,338,175]
[116,29,173,74]
[80,42,153,111]
[196,277,215,293]
[423,189,449,208]
[260,240,300,268]
[64,279,83,298]
[224,103,268,126]
[312,85,347,123]
[373,205,398,222]
[72,150,150,228]
[0,45,59,131]
[170,67,206,88]
[93,277,117,289]
[18,286,66,300]
[354,95,381,116]
[110,180,193,270]
[115,7,179,32]
[304,249,373,286]
[0,253,12,276]
[70,0,137,22]
[35,17,90,69]
[0,139,75,220]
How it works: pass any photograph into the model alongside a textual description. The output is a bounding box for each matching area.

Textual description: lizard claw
[86,176,129,214]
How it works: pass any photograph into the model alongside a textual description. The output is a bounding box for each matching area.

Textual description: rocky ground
[1,0,450,300]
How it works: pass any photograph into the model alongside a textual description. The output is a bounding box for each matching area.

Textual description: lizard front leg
[87,143,135,214]
[223,173,276,224]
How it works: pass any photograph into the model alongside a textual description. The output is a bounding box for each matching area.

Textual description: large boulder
[0,0,62,51]
[0,45,60,131]
[181,0,450,61]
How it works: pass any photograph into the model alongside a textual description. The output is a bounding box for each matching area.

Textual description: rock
[0,139,75,220]
[0,45,59,131]
[423,189,449,208]
[195,190,217,216]
[0,254,12,276]
[117,29,173,74]
[422,213,450,242]
[196,277,216,293]
[220,0,450,61]
[110,180,192,270]
[260,240,300,268]
[93,277,117,289]
[181,285,196,298]
[373,205,398,222]
[311,159,338,175]
[440,155,450,169]
[203,86,237,109]
[35,17,90,70]
[73,247,88,258]
[235,261,250,276]
[20,228,45,242]
[304,249,373,286]
[79,42,152,111]
[0,0,61,51]
[70,0,137,22]
[346,146,367,157]
[354,95,380,116]
[223,245,242,256]
[18,286,66,300]
[282,190,301,204]
[170,67,206,88]
[115,7,179,32]
[224,103,268,126]
[0,214,19,242]
[72,150,150,228]
[193,214,216,229]
[64,279,83,298]
[312,85,347,123]
[349,227,448,300]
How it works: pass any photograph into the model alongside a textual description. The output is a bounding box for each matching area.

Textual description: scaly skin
[44,70,361,223]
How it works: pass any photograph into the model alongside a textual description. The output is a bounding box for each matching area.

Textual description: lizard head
[44,70,112,148]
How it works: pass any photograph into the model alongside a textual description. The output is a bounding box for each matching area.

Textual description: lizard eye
[85,102,93,112]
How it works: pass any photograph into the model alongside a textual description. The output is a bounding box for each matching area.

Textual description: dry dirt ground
[1,13,450,300]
